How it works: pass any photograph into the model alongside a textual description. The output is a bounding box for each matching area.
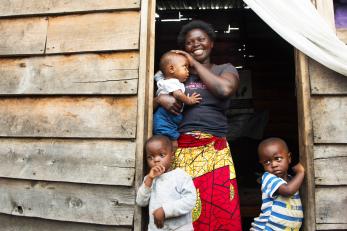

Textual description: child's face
[258,142,291,179]
[171,55,189,83]
[146,139,173,172]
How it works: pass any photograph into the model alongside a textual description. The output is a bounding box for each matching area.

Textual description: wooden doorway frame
[295,51,316,231]
[136,0,344,230]
[134,0,156,231]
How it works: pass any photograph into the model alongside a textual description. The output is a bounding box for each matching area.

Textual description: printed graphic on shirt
[186,82,207,90]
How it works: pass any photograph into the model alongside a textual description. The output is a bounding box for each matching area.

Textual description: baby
[136,135,196,231]
[250,137,305,230]
[153,51,201,149]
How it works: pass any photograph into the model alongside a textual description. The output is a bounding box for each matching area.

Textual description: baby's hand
[188,92,202,104]
[292,163,305,174]
[153,207,165,228]
[148,164,166,179]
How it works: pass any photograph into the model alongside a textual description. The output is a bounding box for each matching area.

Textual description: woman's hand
[171,50,239,98]
[170,50,197,68]
[156,94,182,115]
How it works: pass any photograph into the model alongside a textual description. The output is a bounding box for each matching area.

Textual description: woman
[156,20,242,230]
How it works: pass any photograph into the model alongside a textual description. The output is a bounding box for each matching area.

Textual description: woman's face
[184,29,214,64]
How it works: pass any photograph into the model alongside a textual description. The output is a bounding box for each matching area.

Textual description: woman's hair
[177,20,216,49]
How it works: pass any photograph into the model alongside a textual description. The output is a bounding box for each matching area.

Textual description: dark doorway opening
[155,3,299,229]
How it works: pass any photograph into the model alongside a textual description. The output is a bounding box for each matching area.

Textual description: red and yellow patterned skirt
[174,132,242,231]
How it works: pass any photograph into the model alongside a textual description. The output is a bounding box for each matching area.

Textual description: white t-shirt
[136,168,196,231]
[156,78,185,96]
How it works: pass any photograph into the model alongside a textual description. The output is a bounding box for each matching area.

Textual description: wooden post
[294,50,316,231]
[134,0,156,230]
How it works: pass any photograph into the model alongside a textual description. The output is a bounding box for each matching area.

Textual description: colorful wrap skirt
[174,132,242,231]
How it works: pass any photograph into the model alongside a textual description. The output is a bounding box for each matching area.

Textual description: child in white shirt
[136,135,196,231]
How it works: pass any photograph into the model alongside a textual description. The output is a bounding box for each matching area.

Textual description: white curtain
[243,0,347,76]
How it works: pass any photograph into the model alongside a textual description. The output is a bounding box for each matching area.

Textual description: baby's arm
[136,165,166,207]
[144,165,165,188]
[136,181,151,207]
[172,90,202,105]
[277,163,305,197]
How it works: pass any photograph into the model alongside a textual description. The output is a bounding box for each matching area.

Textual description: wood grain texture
[0,139,135,185]
[316,223,347,230]
[0,97,137,138]
[294,50,316,231]
[309,59,347,95]
[0,213,131,231]
[316,187,347,224]
[0,179,135,225]
[314,156,347,185]
[0,0,140,17]
[46,12,140,54]
[0,17,47,55]
[133,0,156,230]
[311,97,347,143]
[314,145,347,159]
[0,52,139,95]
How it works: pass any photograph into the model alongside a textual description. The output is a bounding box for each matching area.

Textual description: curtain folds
[243,0,347,76]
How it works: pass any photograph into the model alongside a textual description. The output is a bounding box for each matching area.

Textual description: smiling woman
[156,20,242,231]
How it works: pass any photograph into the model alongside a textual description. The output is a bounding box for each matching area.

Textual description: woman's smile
[192,49,204,56]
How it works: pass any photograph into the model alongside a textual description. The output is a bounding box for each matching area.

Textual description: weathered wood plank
[337,28,347,44]
[0,213,131,231]
[314,145,347,159]
[294,50,316,231]
[0,17,47,55]
[309,59,347,94]
[314,157,347,185]
[46,12,140,54]
[0,97,136,138]
[316,187,347,224]
[311,97,347,143]
[317,223,347,230]
[0,0,140,17]
[0,179,135,225]
[0,52,139,95]
[133,1,156,230]
[0,139,135,186]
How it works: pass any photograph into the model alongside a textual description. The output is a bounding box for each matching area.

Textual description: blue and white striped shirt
[250,172,303,231]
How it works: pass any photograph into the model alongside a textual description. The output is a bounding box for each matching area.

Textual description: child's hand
[148,164,166,179]
[153,207,165,228]
[187,92,202,104]
[292,163,305,174]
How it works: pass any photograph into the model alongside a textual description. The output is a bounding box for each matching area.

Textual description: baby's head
[145,135,174,172]
[258,137,291,179]
[159,51,189,82]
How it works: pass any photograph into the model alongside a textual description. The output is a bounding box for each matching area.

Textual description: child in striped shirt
[250,137,305,231]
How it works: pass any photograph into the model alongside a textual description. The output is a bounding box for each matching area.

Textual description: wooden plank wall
[310,1,347,230]
[0,0,151,230]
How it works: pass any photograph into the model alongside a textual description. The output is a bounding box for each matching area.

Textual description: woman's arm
[172,50,239,98]
[154,94,182,115]
[194,61,239,98]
